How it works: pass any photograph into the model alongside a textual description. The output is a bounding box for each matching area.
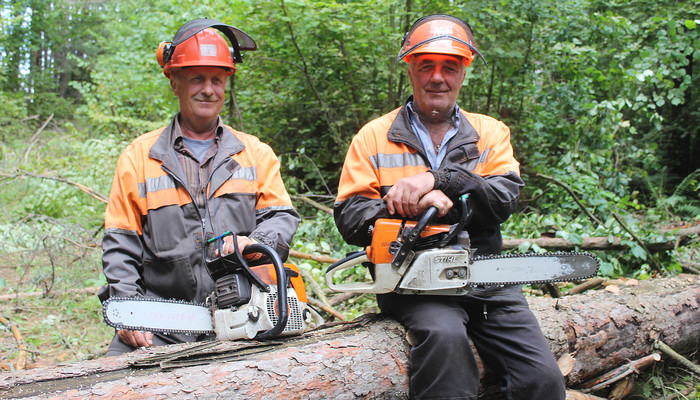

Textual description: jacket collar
[150,115,245,162]
[388,96,481,157]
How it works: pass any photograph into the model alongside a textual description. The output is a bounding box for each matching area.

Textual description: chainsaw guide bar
[103,297,214,335]
[468,251,600,286]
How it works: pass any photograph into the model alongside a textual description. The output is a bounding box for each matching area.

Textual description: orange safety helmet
[157,18,257,78]
[397,14,486,67]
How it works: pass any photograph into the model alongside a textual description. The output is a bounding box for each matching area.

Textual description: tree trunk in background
[1,275,698,399]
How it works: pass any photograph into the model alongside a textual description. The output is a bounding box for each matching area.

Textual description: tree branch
[612,211,663,272]
[289,249,338,264]
[292,195,333,215]
[23,113,53,163]
[0,316,28,371]
[0,170,108,204]
[534,172,604,226]
[654,340,700,377]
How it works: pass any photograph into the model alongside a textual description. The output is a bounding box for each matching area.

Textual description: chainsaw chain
[103,297,213,335]
[467,251,600,287]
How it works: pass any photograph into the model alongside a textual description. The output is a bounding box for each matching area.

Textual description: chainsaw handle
[326,251,368,275]
[326,251,401,293]
[438,194,472,247]
[244,243,289,339]
[205,232,270,292]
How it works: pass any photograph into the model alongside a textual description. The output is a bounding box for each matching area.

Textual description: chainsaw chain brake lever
[391,193,473,269]
[391,206,438,269]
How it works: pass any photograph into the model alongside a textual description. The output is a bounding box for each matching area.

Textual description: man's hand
[219,235,262,261]
[417,190,453,217]
[384,172,452,219]
[383,172,436,218]
[220,235,256,255]
[117,329,153,348]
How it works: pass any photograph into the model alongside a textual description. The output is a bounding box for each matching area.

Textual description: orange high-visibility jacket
[100,116,300,303]
[335,100,524,255]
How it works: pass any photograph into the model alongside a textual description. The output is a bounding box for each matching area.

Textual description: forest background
[0,0,698,397]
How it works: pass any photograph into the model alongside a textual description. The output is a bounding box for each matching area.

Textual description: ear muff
[157,41,174,67]
[229,47,237,63]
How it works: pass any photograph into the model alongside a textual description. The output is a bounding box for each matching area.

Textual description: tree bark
[1,275,698,399]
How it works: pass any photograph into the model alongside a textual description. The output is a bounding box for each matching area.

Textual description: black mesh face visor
[171,18,257,63]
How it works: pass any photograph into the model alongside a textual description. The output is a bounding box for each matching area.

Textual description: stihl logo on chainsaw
[433,256,459,263]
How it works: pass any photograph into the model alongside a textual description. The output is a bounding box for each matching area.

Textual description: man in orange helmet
[99,19,300,356]
[335,14,566,399]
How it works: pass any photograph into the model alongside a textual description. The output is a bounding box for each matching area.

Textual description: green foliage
[0,0,105,115]
[290,211,378,319]
[619,363,699,399]
[0,91,28,142]
[2,127,124,226]
[0,293,113,362]
[238,0,407,190]
[659,169,700,219]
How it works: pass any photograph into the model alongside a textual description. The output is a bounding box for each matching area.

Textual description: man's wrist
[428,169,450,191]
[427,169,439,189]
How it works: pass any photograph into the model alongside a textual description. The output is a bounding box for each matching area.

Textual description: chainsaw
[103,232,322,340]
[326,194,599,295]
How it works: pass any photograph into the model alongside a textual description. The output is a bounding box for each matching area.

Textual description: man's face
[408,53,466,117]
[170,66,228,129]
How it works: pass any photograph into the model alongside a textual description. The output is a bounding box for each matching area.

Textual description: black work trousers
[377,285,566,400]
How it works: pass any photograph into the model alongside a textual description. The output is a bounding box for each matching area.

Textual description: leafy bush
[0,91,28,143]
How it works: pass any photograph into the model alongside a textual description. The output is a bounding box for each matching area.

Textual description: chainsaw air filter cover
[214,273,252,309]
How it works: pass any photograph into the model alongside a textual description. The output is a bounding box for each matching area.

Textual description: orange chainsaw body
[367,218,451,264]
[250,263,308,303]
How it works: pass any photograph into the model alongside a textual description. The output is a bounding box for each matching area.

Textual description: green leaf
[598,262,614,276]
[517,241,532,253]
[630,244,647,260]
[569,233,584,246]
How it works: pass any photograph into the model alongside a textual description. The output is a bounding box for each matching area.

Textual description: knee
[410,320,469,351]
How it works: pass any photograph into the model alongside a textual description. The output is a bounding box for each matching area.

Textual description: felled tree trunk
[535,274,699,383]
[1,275,698,399]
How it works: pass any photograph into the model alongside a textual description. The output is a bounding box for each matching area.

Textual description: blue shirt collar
[406,101,461,169]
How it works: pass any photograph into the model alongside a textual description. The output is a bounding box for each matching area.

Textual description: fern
[661,169,700,218]
[672,169,700,198]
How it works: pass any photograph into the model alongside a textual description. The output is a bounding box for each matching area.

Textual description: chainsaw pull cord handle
[391,206,438,269]
[242,242,289,339]
[438,193,473,247]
